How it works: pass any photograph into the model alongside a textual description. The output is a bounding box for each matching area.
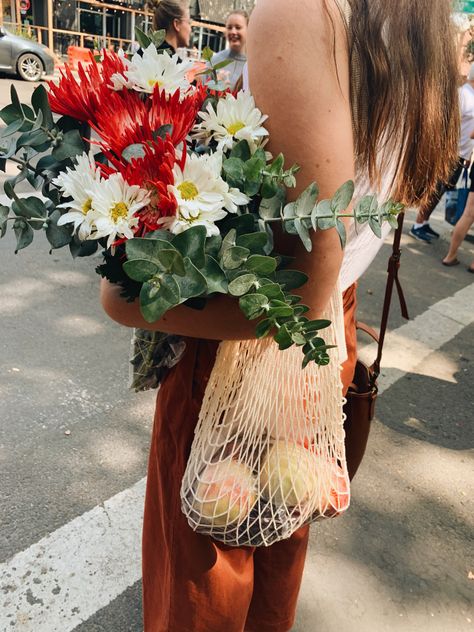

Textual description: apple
[193,460,257,527]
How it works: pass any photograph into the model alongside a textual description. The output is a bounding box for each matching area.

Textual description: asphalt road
[0,77,473,632]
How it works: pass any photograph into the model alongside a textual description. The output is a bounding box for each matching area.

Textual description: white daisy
[193,91,269,153]
[110,45,194,96]
[54,152,102,240]
[87,173,150,248]
[160,152,249,236]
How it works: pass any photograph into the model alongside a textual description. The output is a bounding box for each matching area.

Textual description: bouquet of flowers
[0,29,401,545]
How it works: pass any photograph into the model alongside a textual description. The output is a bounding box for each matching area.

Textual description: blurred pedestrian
[442,159,474,271]
[410,63,474,243]
[148,0,192,54]
[211,10,249,90]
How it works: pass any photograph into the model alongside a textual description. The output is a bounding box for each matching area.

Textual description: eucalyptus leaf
[236,232,268,253]
[368,215,382,238]
[222,245,250,270]
[13,219,33,252]
[245,254,277,275]
[230,140,251,162]
[174,257,207,299]
[260,176,278,199]
[134,26,152,49]
[0,205,9,238]
[335,219,347,248]
[0,118,25,137]
[156,249,186,276]
[201,255,228,294]
[294,218,312,252]
[152,124,173,141]
[330,180,354,212]
[258,283,285,301]
[255,318,273,338]
[223,157,245,181]
[123,259,161,282]
[31,84,54,129]
[204,234,222,258]
[150,29,167,48]
[239,293,269,320]
[259,190,284,219]
[274,270,308,290]
[171,225,207,268]
[12,196,47,222]
[228,273,257,296]
[16,129,50,149]
[45,210,72,249]
[295,182,318,218]
[52,130,84,161]
[122,143,146,162]
[274,325,293,350]
[140,274,180,322]
[311,199,335,230]
[126,237,173,264]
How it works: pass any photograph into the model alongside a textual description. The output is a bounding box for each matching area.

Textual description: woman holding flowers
[100,0,459,630]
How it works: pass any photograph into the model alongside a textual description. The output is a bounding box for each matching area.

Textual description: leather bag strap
[371,212,409,381]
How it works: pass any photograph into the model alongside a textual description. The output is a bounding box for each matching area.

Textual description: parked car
[0,26,55,82]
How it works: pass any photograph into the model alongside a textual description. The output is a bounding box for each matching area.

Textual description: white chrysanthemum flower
[194,91,269,153]
[88,173,150,248]
[160,152,249,236]
[110,45,194,95]
[54,152,102,240]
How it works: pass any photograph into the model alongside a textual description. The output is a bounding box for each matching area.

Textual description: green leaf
[125,237,174,264]
[153,124,173,141]
[171,225,207,268]
[283,201,296,219]
[274,269,308,290]
[269,153,284,175]
[219,228,237,257]
[134,26,152,49]
[274,325,293,350]
[354,196,376,224]
[331,180,354,212]
[174,257,207,299]
[368,215,382,238]
[16,129,50,149]
[294,218,312,252]
[311,199,335,230]
[204,234,222,258]
[244,156,265,181]
[13,219,33,252]
[258,283,285,301]
[52,130,85,161]
[202,46,214,62]
[236,232,268,254]
[291,331,307,346]
[222,245,250,269]
[302,319,331,333]
[45,210,72,249]
[230,140,251,162]
[260,176,278,199]
[212,58,234,71]
[295,182,318,217]
[122,143,146,162]
[255,318,273,338]
[0,205,9,238]
[150,29,166,48]
[267,304,293,319]
[123,259,161,282]
[335,219,347,248]
[387,213,399,229]
[156,249,186,276]
[140,274,180,322]
[259,190,284,219]
[224,213,255,235]
[69,236,98,258]
[0,118,25,137]
[239,293,269,320]
[12,196,47,223]
[245,254,277,275]
[223,157,245,181]
[228,273,257,296]
[201,255,228,294]
[31,84,54,129]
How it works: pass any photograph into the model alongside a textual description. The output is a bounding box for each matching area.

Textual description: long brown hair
[336,0,460,206]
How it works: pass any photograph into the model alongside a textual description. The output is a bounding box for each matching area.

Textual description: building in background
[0,0,256,57]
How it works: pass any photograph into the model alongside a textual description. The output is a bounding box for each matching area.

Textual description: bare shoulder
[249,0,345,52]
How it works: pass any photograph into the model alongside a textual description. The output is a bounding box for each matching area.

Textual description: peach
[193,460,257,527]
[259,440,316,508]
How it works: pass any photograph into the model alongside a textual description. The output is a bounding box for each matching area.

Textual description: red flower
[48,50,127,125]
[91,85,199,158]
[102,136,178,234]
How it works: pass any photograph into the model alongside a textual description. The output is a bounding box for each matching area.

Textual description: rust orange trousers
[142,284,358,632]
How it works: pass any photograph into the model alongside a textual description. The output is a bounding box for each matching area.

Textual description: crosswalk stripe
[0,282,472,631]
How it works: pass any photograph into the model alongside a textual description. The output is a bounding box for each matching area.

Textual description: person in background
[211,10,249,90]
[410,63,474,243]
[148,0,192,54]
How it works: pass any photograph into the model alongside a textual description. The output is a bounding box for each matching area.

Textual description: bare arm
[101,0,354,336]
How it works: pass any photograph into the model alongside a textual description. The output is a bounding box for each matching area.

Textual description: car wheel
[17,53,44,82]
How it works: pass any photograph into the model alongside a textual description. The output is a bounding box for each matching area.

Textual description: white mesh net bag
[181,285,350,546]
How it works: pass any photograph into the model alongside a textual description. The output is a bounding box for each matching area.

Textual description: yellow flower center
[148,78,163,88]
[227,121,245,136]
[178,181,199,201]
[110,202,129,223]
[82,198,92,215]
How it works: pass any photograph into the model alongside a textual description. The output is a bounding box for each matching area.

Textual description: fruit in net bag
[260,440,317,508]
[193,460,257,527]
[316,457,350,516]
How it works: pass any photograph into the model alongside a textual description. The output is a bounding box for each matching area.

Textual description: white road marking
[0,282,472,631]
